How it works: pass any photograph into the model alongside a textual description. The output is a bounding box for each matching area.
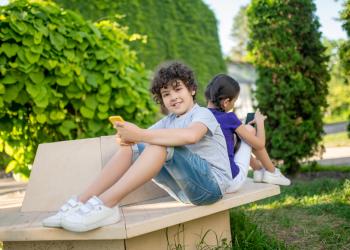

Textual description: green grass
[230,178,350,250]
[299,164,350,173]
[323,132,350,147]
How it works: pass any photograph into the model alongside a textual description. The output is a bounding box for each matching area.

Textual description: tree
[323,38,350,124]
[55,0,226,104]
[230,5,249,62]
[339,0,350,136]
[247,0,330,174]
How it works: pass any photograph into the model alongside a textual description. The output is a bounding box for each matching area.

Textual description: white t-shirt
[149,104,232,194]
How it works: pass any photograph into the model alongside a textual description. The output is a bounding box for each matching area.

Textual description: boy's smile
[160,80,195,116]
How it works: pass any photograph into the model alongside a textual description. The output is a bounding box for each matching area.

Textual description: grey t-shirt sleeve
[148,116,167,129]
[191,107,219,136]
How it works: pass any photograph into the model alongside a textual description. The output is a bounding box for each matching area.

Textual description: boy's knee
[244,124,256,134]
[146,144,173,161]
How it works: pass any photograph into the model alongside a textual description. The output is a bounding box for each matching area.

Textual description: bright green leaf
[80,106,95,118]
[29,71,44,84]
[0,84,4,94]
[36,113,47,124]
[57,77,72,86]
[5,160,18,173]
[98,104,109,112]
[1,73,16,84]
[49,110,65,121]
[26,83,41,98]
[85,95,98,110]
[1,43,19,57]
[49,32,66,51]
[3,84,23,103]
[25,49,40,64]
[9,21,28,35]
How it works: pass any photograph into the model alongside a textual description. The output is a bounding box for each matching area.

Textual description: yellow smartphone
[109,115,125,125]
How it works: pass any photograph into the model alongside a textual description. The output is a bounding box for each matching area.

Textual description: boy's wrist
[139,128,148,142]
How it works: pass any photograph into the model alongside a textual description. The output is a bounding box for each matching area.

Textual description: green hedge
[55,0,226,104]
[247,0,330,174]
[339,0,350,137]
[0,0,157,180]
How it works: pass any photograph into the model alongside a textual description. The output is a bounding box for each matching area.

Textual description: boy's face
[160,80,195,116]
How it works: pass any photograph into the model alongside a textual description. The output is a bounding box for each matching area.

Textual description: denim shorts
[132,143,222,206]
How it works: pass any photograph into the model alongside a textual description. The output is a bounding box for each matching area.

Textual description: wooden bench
[0,136,280,250]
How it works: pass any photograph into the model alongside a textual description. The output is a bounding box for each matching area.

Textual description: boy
[43,62,232,232]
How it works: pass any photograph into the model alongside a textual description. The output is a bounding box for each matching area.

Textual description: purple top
[208,108,242,178]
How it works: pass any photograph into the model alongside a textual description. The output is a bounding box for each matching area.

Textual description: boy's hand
[115,121,143,143]
[115,133,135,146]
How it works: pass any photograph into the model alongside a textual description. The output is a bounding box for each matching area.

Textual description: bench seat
[0,179,279,242]
[0,136,280,249]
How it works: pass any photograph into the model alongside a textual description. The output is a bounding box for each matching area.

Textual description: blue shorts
[132,143,222,206]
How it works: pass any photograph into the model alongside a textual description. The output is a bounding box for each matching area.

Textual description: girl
[205,74,290,193]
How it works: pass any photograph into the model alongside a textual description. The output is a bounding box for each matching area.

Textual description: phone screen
[245,113,255,124]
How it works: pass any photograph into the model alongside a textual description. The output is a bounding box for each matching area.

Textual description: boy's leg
[152,166,190,203]
[99,144,167,207]
[153,147,222,206]
[78,145,134,203]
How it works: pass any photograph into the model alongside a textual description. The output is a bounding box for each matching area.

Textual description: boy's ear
[191,90,196,96]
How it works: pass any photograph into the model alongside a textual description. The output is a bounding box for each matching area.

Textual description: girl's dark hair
[151,61,197,106]
[206,74,241,153]
[205,74,240,111]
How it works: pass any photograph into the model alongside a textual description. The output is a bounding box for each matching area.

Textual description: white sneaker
[42,196,83,228]
[61,196,121,232]
[262,168,291,186]
[253,168,265,182]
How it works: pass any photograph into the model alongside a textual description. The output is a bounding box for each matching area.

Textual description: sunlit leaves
[0,0,158,179]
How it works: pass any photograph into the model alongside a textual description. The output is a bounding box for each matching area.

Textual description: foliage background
[0,0,157,178]
[247,0,330,174]
[55,0,226,104]
[339,0,350,136]
[323,38,350,124]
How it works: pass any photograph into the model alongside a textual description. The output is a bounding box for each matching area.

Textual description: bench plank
[123,179,279,238]
[21,138,102,212]
[0,179,279,241]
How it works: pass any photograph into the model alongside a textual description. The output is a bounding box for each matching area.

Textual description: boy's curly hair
[151,62,198,105]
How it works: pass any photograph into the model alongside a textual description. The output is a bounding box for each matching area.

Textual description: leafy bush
[55,0,226,104]
[247,0,330,174]
[0,0,157,180]
[339,0,350,137]
[323,39,350,124]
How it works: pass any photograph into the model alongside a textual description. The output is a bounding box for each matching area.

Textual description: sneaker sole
[42,221,61,228]
[262,178,291,186]
[62,214,121,232]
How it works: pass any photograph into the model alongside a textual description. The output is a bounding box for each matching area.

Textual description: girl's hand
[115,121,143,143]
[249,109,267,125]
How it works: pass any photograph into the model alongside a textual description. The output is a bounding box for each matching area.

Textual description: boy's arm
[116,121,208,146]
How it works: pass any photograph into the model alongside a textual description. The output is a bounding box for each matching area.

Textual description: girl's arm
[115,121,208,146]
[235,110,266,150]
